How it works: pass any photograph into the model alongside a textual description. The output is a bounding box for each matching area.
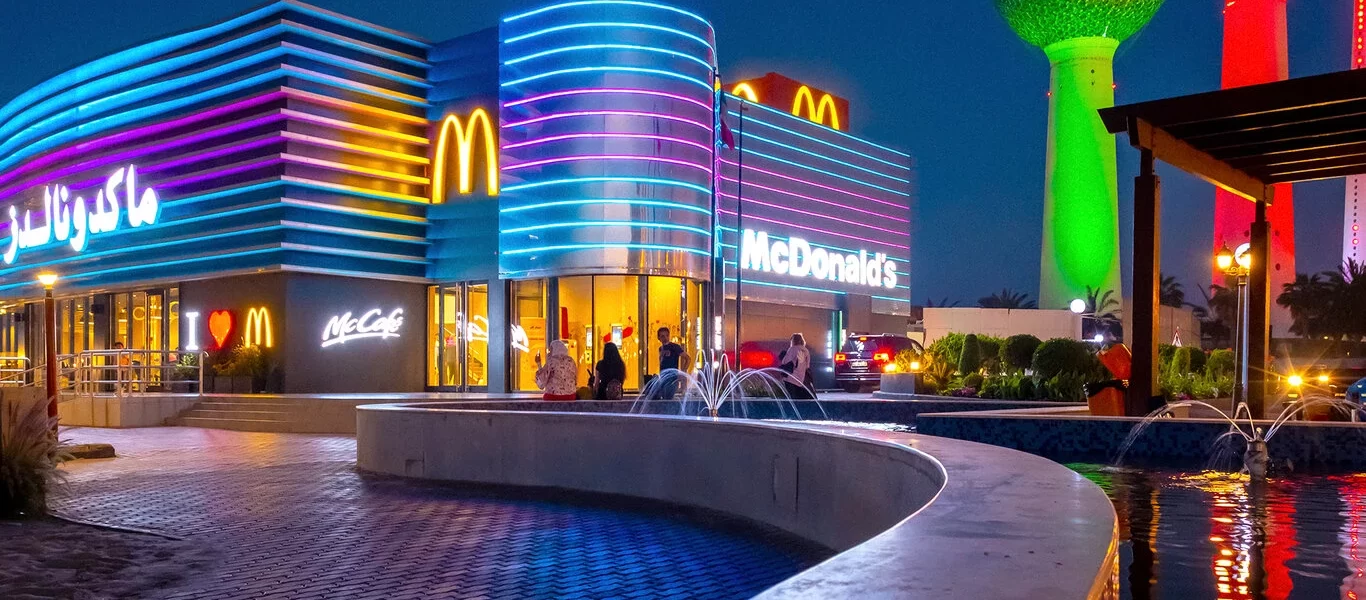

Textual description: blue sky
[1,0,1348,306]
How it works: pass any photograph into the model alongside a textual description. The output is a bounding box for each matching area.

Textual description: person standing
[655,327,689,400]
[594,342,626,400]
[534,340,578,401]
[778,333,815,400]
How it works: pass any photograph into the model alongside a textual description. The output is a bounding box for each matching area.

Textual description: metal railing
[0,356,30,386]
[0,350,205,399]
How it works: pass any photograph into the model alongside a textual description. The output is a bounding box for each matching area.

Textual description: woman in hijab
[534,340,578,401]
[778,333,815,400]
[594,342,627,400]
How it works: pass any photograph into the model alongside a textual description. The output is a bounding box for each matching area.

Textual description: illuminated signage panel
[3,165,159,265]
[740,229,897,290]
[321,308,405,348]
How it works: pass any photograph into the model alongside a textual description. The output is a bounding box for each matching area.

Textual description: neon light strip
[504,88,711,111]
[281,108,429,145]
[503,243,710,256]
[503,22,713,51]
[502,176,710,195]
[716,209,908,250]
[501,221,710,236]
[739,131,909,183]
[726,93,910,159]
[503,1,713,31]
[504,44,712,70]
[280,242,427,265]
[279,131,429,164]
[717,253,911,292]
[719,273,911,303]
[282,153,429,185]
[717,174,907,223]
[739,147,908,196]
[280,63,426,105]
[718,158,907,210]
[499,198,711,215]
[0,248,280,291]
[716,226,907,262]
[501,66,710,90]
[280,220,428,244]
[503,132,712,153]
[728,110,907,170]
[503,155,711,174]
[503,110,709,132]
[281,176,430,204]
[277,41,429,88]
[283,87,430,125]
[155,157,285,189]
[718,192,906,235]
[0,225,286,278]
[280,198,426,224]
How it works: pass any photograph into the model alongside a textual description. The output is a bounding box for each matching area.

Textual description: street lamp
[1216,244,1251,411]
[36,272,57,430]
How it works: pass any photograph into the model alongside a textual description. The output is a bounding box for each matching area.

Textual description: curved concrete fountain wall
[356,406,1118,599]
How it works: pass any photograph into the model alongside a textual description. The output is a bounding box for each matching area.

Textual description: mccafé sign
[321,308,405,348]
[740,229,898,290]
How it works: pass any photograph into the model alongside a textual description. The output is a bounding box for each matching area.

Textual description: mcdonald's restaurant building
[0,0,913,394]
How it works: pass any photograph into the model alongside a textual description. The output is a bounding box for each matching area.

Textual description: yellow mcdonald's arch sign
[731,82,759,103]
[791,85,841,130]
[243,306,273,348]
[431,108,498,202]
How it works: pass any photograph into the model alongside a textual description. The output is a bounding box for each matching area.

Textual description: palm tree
[977,288,1037,309]
[1278,273,1330,339]
[924,297,962,308]
[1160,274,1185,308]
[1083,286,1122,342]
[1197,284,1237,348]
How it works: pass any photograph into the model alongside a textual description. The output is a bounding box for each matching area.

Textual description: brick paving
[52,427,826,600]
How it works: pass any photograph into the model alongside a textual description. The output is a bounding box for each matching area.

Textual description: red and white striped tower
[1345,0,1366,267]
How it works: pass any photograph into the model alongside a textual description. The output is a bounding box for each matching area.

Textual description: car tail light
[874,352,890,361]
[835,353,847,362]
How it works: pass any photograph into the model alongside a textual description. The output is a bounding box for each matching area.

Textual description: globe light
[1235,243,1252,271]
[1070,299,1086,314]
[36,272,58,289]
[1215,244,1235,272]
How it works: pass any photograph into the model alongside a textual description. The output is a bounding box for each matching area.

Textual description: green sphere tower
[996,0,1164,309]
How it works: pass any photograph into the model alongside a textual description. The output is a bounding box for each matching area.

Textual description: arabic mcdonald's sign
[431,108,498,202]
[728,72,850,131]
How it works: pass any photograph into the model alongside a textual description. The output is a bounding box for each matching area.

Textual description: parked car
[734,340,835,391]
[834,334,922,393]
[1282,359,1366,400]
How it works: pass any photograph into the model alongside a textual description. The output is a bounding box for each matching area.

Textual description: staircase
[169,395,367,434]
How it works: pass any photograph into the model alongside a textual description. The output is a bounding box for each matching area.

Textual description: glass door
[428,283,487,390]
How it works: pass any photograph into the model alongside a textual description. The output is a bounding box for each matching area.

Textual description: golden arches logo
[243,307,273,348]
[432,108,498,202]
[791,86,841,130]
[731,83,759,103]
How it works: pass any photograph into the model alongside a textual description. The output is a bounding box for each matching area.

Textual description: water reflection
[1071,464,1366,599]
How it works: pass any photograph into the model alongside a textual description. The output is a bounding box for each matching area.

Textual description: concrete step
[192,402,299,411]
[179,409,291,420]
[171,416,295,433]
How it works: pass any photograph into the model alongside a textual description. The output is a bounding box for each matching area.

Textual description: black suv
[834,334,921,393]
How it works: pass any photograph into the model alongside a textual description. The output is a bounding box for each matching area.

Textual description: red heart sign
[208,310,232,348]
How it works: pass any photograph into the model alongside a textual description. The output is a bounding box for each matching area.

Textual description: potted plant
[214,345,270,394]
[169,352,201,393]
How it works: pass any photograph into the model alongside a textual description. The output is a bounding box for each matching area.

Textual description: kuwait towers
[995,0,1164,309]
[1216,0,1294,333]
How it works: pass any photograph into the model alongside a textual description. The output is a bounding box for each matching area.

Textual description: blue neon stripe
[504,243,710,256]
[742,148,909,197]
[501,66,710,90]
[179,180,426,222]
[502,22,713,51]
[501,177,711,195]
[726,93,911,159]
[726,110,907,172]
[0,225,286,278]
[0,248,280,292]
[0,5,427,131]
[503,1,713,31]
[504,44,713,70]
[499,198,712,215]
[0,67,428,175]
[739,131,910,184]
[501,221,710,236]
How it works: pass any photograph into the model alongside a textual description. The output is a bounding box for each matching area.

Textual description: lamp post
[1216,244,1251,411]
[37,272,58,429]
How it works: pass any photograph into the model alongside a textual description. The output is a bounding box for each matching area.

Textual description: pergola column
[1129,149,1161,416]
[1246,197,1272,418]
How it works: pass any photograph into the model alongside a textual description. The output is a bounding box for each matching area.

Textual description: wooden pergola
[1101,68,1366,417]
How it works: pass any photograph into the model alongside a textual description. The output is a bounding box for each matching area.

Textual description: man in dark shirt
[657,327,686,399]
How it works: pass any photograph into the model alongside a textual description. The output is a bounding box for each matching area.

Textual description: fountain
[1116,394,1361,479]
[631,351,825,421]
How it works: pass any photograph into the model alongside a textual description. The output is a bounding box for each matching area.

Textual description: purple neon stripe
[2,126,288,202]
[0,91,287,191]
[718,191,907,236]
[718,174,908,224]
[156,157,284,189]
[718,157,905,211]
[504,154,711,173]
[503,88,712,111]
[502,132,712,154]
[716,208,909,251]
[503,110,710,132]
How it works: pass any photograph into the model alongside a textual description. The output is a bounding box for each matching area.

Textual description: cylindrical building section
[498,1,717,279]
[1039,36,1122,309]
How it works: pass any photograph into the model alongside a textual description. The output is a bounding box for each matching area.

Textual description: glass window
[427,286,441,387]
[593,276,640,390]
[168,288,179,354]
[442,287,463,387]
[114,294,129,348]
[686,280,704,371]
[646,277,684,377]
[558,277,594,389]
[511,280,547,392]
[59,299,72,355]
[466,283,489,387]
[73,299,87,354]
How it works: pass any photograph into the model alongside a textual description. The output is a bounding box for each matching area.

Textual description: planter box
[880,373,918,395]
[212,376,255,394]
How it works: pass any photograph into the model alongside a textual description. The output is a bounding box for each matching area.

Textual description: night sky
[0,0,1348,307]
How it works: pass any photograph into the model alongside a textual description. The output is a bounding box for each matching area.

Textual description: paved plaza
[49,427,825,600]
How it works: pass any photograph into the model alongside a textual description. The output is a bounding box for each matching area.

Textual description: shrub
[958,334,983,375]
[1188,349,1207,375]
[1169,347,1193,376]
[977,336,1004,374]
[962,372,984,391]
[1,398,69,518]
[1031,338,1095,380]
[1018,376,1037,400]
[1001,334,1043,372]
[1206,349,1235,378]
[1159,343,1177,365]
[892,348,922,374]
[926,333,966,370]
[1044,371,1089,403]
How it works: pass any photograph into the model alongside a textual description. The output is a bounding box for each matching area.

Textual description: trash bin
[1086,345,1132,417]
